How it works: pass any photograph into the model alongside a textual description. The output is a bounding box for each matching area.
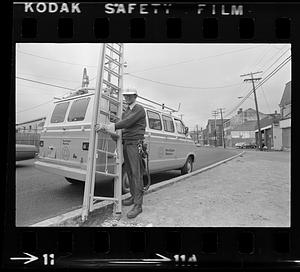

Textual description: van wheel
[181,156,193,175]
[65,177,83,185]
[122,166,130,194]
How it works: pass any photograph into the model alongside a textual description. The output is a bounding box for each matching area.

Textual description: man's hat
[123,88,138,95]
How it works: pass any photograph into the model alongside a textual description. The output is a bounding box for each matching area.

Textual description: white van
[34,90,196,192]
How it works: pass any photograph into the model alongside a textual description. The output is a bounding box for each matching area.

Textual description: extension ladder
[82,43,124,222]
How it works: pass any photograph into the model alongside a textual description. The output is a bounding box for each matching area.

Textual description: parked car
[244,143,257,149]
[235,142,246,149]
[16,144,38,161]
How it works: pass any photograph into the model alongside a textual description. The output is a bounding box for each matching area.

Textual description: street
[86,150,290,227]
[16,147,240,226]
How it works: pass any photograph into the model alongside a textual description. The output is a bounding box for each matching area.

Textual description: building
[189,127,206,145]
[224,108,269,147]
[205,119,229,146]
[230,120,257,147]
[279,81,291,150]
[254,111,282,150]
[16,117,46,147]
[16,117,46,133]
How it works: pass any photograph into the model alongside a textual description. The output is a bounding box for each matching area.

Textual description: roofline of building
[16,117,46,126]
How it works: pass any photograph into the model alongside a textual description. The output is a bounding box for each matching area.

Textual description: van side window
[67,97,91,122]
[162,115,175,132]
[174,119,185,134]
[147,110,162,130]
[50,102,70,123]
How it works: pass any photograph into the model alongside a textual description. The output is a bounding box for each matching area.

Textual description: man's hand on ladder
[95,123,119,136]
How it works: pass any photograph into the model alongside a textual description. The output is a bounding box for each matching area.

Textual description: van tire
[65,177,83,185]
[122,166,130,194]
[181,156,193,175]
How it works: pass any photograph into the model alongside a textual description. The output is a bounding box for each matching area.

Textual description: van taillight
[40,141,44,147]
[82,142,89,150]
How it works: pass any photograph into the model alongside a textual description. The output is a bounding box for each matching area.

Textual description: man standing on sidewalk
[96,88,146,219]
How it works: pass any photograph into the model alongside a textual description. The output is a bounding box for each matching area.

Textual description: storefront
[280,118,291,149]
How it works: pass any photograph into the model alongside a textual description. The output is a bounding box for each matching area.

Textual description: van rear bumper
[34,160,86,181]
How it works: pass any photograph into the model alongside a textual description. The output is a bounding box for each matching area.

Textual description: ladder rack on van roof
[61,87,180,115]
[137,95,179,113]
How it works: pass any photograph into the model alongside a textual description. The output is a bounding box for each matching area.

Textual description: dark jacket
[115,104,146,141]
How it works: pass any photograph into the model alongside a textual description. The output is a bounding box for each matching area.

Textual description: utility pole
[196,124,199,143]
[212,110,218,147]
[240,71,263,151]
[218,108,226,148]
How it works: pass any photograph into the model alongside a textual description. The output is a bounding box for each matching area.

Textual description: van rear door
[60,97,91,165]
[41,101,70,160]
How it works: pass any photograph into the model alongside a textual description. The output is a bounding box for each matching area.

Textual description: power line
[16,83,67,95]
[231,46,290,108]
[231,56,290,116]
[260,84,272,113]
[248,44,272,72]
[128,45,265,74]
[17,50,98,68]
[16,99,54,113]
[225,55,291,118]
[16,77,76,91]
[260,46,290,74]
[126,73,243,90]
[226,54,291,117]
[17,72,81,84]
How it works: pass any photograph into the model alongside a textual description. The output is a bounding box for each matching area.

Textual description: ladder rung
[93,196,119,202]
[105,55,121,67]
[96,149,116,157]
[103,79,120,91]
[106,44,121,56]
[99,109,119,120]
[101,93,121,105]
[95,170,118,177]
[104,66,121,78]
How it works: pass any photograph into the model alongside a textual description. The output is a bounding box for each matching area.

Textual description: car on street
[235,142,246,149]
[244,142,257,149]
[16,144,38,161]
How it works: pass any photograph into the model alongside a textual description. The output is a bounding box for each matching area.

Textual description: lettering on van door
[165,148,175,156]
[62,139,71,145]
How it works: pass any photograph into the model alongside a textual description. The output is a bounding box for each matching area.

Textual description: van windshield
[50,102,70,123]
[67,97,91,122]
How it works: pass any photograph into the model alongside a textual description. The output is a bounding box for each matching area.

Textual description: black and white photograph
[15,43,291,227]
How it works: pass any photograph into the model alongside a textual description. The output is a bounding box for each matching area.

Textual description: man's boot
[122,196,134,206]
[127,204,142,219]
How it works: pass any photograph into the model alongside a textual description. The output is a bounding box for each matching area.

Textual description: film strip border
[3,228,298,268]
[8,1,300,269]
[13,2,297,42]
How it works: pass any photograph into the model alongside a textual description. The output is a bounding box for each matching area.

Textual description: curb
[31,151,245,227]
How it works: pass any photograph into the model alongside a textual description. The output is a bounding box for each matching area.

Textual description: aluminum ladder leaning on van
[82,43,124,222]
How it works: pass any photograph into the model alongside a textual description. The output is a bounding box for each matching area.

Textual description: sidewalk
[79,151,290,227]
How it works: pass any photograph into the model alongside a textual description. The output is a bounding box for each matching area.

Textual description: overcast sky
[15,43,291,129]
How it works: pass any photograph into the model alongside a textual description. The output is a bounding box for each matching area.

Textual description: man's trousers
[123,141,144,206]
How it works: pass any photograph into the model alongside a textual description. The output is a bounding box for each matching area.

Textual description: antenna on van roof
[177,103,181,112]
